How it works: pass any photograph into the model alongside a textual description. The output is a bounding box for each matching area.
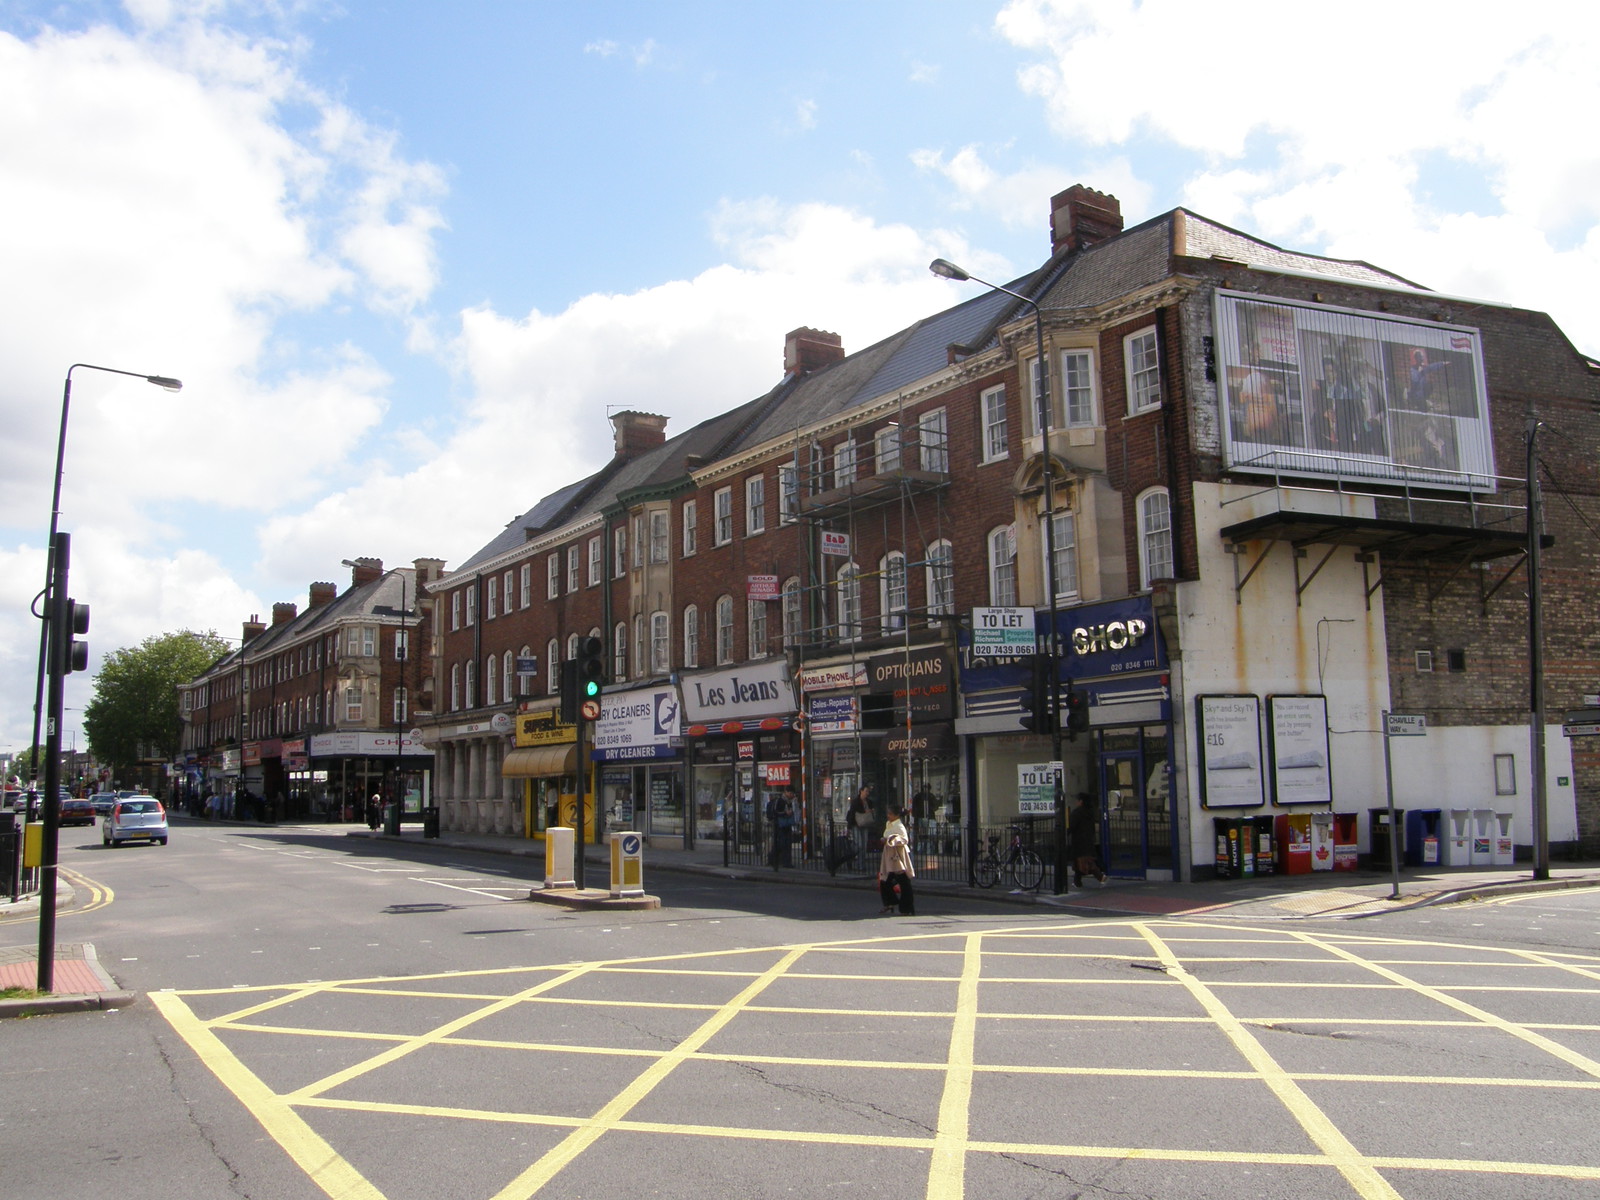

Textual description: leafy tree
[82,630,231,776]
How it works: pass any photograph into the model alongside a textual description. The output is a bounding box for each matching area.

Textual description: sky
[2,0,1597,757]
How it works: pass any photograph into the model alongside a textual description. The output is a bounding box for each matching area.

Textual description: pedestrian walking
[367,793,382,831]
[877,802,915,915]
[766,788,795,869]
[1069,792,1107,887]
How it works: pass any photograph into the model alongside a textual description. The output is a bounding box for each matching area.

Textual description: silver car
[103,796,169,847]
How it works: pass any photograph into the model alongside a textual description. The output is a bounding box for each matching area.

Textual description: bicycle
[970,826,1045,891]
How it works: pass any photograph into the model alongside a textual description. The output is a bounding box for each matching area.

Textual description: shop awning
[501,744,578,778]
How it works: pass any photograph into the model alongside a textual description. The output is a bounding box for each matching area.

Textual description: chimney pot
[348,557,384,587]
[784,327,845,376]
[308,582,337,609]
[1050,184,1123,254]
[609,411,670,459]
[271,602,298,626]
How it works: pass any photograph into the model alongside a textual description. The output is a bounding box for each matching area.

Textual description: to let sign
[972,606,1036,653]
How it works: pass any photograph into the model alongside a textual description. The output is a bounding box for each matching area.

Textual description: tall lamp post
[32,364,181,991]
[929,259,1070,893]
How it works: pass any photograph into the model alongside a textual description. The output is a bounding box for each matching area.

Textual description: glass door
[1100,751,1146,878]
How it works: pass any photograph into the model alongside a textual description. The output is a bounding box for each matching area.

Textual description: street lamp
[32,363,181,991]
[930,258,1070,893]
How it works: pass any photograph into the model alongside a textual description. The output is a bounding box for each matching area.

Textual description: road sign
[580,699,601,721]
[1384,713,1427,737]
[1563,723,1600,738]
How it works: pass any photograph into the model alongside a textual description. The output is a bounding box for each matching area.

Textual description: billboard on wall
[1214,291,1496,490]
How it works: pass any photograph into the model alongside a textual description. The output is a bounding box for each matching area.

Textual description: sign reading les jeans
[682,658,796,725]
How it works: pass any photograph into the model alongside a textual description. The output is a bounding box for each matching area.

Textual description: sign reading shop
[681,657,797,726]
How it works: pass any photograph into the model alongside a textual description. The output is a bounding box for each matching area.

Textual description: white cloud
[993,0,1600,353]
[255,199,973,586]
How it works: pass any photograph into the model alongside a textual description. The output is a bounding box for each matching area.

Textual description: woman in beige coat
[877,803,915,915]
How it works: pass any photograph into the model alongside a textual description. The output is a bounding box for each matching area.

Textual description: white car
[103,796,169,847]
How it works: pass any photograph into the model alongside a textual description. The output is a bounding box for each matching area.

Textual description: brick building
[344,184,1600,878]
[177,557,441,818]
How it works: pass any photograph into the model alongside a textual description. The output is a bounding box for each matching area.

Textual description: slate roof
[443,199,1439,578]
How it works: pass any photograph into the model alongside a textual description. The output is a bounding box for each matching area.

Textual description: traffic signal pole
[37,532,71,993]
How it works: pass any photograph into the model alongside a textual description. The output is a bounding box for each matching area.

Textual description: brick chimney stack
[308,581,337,608]
[271,602,298,626]
[1050,185,1123,254]
[610,411,669,460]
[242,616,266,644]
[347,557,384,587]
[784,327,845,376]
[412,557,446,587]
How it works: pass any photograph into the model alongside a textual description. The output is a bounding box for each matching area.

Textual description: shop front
[592,683,687,847]
[501,705,580,842]
[308,729,434,824]
[681,658,798,857]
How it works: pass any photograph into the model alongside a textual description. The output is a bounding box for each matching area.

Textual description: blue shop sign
[959,595,1164,693]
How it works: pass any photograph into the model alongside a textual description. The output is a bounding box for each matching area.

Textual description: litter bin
[1249,816,1276,874]
[1369,808,1404,870]
[1492,813,1514,865]
[1214,817,1246,879]
[1470,809,1494,865]
[1276,812,1314,875]
[1441,809,1472,865]
[423,806,440,839]
[1404,809,1441,867]
[383,801,401,836]
[1332,812,1359,871]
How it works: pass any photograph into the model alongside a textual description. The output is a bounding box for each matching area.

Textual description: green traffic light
[584,681,600,697]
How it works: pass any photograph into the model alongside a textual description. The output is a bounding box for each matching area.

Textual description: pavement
[3,815,1597,1020]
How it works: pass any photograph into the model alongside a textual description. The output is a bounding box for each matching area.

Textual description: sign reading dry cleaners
[682,657,797,725]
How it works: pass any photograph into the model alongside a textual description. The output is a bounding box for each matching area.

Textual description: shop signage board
[799,663,868,693]
[820,530,850,556]
[808,694,857,733]
[592,686,680,760]
[682,658,796,724]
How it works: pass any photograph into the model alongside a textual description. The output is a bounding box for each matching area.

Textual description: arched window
[519,645,533,697]
[781,578,802,646]
[546,638,559,694]
[748,599,769,658]
[837,563,861,642]
[651,611,670,674]
[880,552,907,633]
[450,664,460,712]
[683,605,699,668]
[1137,487,1174,588]
[484,655,497,707]
[464,661,476,709]
[613,622,628,680]
[715,595,735,664]
[987,527,1017,606]
[502,650,514,703]
[925,541,954,618]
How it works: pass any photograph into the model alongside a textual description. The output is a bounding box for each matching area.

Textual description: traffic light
[63,599,90,674]
[1018,656,1055,735]
[1064,688,1090,739]
[576,635,605,701]
[558,660,579,724]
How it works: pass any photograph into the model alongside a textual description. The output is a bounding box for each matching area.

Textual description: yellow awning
[501,744,578,778]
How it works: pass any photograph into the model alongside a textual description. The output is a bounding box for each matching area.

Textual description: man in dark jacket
[1068,792,1107,887]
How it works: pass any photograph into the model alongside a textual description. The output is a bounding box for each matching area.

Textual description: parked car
[103,797,168,847]
[59,796,96,826]
[90,791,117,816]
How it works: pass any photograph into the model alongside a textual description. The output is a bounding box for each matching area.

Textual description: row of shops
[175,731,433,823]
[469,594,1183,880]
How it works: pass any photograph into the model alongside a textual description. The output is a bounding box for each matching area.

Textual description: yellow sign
[516,709,577,747]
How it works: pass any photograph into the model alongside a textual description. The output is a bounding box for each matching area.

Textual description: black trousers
[878,872,915,914]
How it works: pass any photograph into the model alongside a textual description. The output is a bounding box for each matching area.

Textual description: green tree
[82,630,231,776]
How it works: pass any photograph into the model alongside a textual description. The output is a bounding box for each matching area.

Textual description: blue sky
[2,0,1597,754]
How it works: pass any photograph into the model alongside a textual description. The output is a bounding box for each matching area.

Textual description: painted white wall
[1387,723,1576,846]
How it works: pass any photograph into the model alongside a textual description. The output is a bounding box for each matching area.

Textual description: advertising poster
[1214,291,1494,488]
[1267,694,1333,807]
[1196,694,1264,809]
